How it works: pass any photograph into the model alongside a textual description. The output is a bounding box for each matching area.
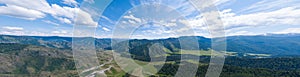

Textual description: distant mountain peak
[263,33,300,37]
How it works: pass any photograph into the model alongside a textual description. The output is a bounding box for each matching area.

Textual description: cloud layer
[0,0,97,26]
[0,0,300,38]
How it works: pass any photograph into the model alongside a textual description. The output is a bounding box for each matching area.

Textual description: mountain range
[1,34,300,76]
[1,33,300,56]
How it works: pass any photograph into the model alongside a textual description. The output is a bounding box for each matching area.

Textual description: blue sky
[0,0,300,39]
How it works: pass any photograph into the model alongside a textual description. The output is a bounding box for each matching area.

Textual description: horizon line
[0,33,299,40]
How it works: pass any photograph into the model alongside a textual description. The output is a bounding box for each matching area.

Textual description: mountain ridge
[2,33,300,39]
[1,34,300,56]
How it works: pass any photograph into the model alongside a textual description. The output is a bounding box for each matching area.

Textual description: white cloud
[49,4,78,24]
[127,20,136,24]
[28,30,71,37]
[226,31,257,36]
[0,29,72,37]
[75,10,98,27]
[101,16,115,24]
[52,30,68,34]
[53,16,72,24]
[161,21,177,27]
[84,0,95,4]
[110,0,300,38]
[221,7,300,29]
[61,18,72,24]
[49,4,98,26]
[49,4,78,19]
[123,14,142,23]
[102,27,110,31]
[214,0,231,6]
[2,26,23,31]
[2,0,299,38]
[239,0,300,14]
[0,31,25,35]
[62,0,78,7]
[274,28,300,34]
[215,7,300,36]
[160,0,300,36]
[0,4,45,20]
[0,0,97,26]
[0,0,52,13]
[0,26,25,36]
[179,15,205,28]
[42,20,60,26]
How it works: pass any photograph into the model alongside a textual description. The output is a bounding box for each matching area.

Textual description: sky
[0,0,300,39]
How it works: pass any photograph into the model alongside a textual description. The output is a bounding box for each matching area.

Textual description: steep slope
[0,43,77,76]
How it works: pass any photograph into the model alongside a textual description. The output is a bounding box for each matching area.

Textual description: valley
[0,34,300,77]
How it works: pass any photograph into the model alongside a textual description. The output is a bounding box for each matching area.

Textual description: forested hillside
[1,34,300,76]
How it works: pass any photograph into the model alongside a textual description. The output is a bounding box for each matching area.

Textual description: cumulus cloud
[179,14,205,28]
[75,10,98,26]
[0,0,97,26]
[1,0,299,38]
[221,7,300,29]
[0,5,45,20]
[160,4,300,37]
[0,0,52,13]
[113,0,300,38]
[53,16,72,24]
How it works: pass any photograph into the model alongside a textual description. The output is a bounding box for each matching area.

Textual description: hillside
[1,34,300,56]
[0,43,78,76]
[1,34,300,76]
